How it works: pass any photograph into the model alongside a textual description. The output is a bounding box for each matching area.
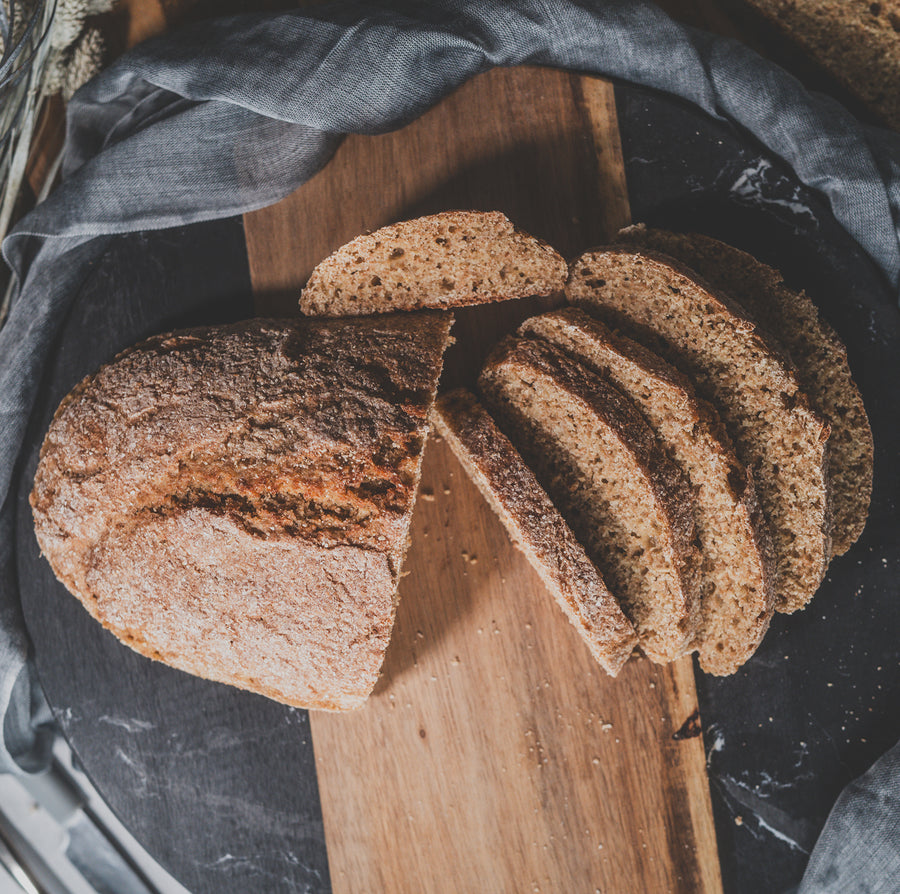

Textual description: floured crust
[479,337,702,664]
[520,308,776,675]
[31,313,453,710]
[567,246,832,614]
[432,389,638,676]
[617,224,872,556]
[300,211,567,316]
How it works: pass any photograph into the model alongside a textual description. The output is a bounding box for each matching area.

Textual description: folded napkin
[1,0,897,887]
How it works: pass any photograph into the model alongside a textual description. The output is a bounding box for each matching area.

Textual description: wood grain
[245,66,723,894]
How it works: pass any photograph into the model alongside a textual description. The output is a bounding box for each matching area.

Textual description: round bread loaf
[31,313,453,710]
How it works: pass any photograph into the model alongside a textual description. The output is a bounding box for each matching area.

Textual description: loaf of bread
[519,308,776,675]
[616,225,872,556]
[30,314,453,710]
[432,389,639,676]
[737,0,900,130]
[567,247,831,614]
[299,211,567,316]
[479,337,701,664]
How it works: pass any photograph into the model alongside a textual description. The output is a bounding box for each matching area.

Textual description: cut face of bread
[568,247,831,614]
[300,211,567,316]
[520,308,775,675]
[479,337,701,664]
[31,313,454,710]
[617,225,872,556]
[432,389,638,676]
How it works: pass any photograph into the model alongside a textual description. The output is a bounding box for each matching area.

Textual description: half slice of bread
[520,308,775,675]
[432,389,639,676]
[617,225,872,556]
[300,211,566,316]
[31,313,454,710]
[479,337,701,664]
[568,247,831,614]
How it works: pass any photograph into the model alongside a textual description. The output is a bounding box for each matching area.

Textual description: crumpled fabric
[1,0,898,886]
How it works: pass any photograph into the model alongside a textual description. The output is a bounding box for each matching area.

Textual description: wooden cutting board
[244,66,722,894]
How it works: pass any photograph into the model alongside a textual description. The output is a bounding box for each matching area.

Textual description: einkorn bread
[568,247,831,614]
[617,225,872,556]
[300,211,567,316]
[479,337,701,664]
[520,308,776,675]
[31,314,453,710]
[432,389,638,676]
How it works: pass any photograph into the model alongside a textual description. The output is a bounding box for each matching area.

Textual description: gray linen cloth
[0,0,898,888]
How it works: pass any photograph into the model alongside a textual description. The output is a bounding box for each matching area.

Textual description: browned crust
[567,246,832,614]
[31,313,453,710]
[520,307,777,675]
[299,211,567,316]
[432,389,638,676]
[479,336,702,663]
[617,224,872,555]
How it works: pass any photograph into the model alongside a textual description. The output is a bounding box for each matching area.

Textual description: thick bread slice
[568,247,831,614]
[432,389,638,676]
[735,0,900,131]
[520,308,775,675]
[300,211,567,316]
[31,313,454,710]
[617,225,872,556]
[479,337,702,664]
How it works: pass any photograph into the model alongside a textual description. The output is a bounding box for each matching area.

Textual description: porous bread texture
[479,337,702,664]
[519,308,775,675]
[432,389,638,676]
[567,247,831,614]
[739,0,900,130]
[299,210,567,316]
[617,224,872,556]
[31,313,453,710]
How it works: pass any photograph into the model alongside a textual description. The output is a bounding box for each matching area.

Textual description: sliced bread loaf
[616,225,872,556]
[31,313,454,710]
[299,211,567,316]
[568,247,831,614]
[519,308,775,675]
[479,337,702,664]
[432,389,639,676]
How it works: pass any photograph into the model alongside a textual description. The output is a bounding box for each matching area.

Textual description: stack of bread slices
[32,210,872,710]
[302,211,871,679]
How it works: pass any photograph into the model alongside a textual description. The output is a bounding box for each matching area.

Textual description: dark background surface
[13,81,900,894]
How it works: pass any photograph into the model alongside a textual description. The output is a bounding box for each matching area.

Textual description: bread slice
[737,0,900,130]
[616,225,872,556]
[31,313,454,710]
[299,211,566,316]
[432,389,638,676]
[520,308,775,675]
[568,247,831,614]
[479,337,701,664]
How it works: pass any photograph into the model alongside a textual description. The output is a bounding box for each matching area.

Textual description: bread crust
[568,246,832,613]
[31,313,453,709]
[432,389,638,676]
[300,211,566,316]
